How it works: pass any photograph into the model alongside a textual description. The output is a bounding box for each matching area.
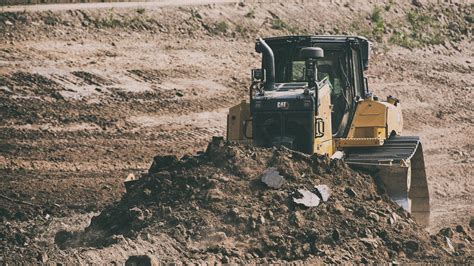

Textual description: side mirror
[251,68,264,81]
[299,47,324,59]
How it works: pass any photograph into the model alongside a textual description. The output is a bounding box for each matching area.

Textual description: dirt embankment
[0,0,472,264]
[2,138,471,263]
[52,139,472,264]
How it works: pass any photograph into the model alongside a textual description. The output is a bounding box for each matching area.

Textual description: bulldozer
[226,36,430,226]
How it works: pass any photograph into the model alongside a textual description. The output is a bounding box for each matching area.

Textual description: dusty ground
[0,0,472,263]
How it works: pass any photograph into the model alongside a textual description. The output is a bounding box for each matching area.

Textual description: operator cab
[255,36,370,137]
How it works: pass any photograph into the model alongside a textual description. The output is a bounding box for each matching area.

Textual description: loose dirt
[53,139,472,263]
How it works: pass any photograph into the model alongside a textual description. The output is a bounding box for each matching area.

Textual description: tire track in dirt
[1,0,238,12]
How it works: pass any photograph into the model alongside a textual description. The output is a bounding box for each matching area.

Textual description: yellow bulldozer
[227,36,430,226]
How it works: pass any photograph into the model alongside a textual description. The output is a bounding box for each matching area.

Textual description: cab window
[351,48,363,97]
[291,61,305,81]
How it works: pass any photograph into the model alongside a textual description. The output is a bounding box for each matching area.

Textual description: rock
[388,212,399,225]
[369,212,380,222]
[229,207,240,216]
[140,232,152,241]
[0,86,12,94]
[261,167,286,189]
[331,201,346,214]
[125,255,159,266]
[411,0,423,8]
[129,207,145,221]
[291,211,305,227]
[390,241,402,253]
[330,150,344,160]
[360,238,378,249]
[148,155,178,174]
[267,210,274,219]
[439,227,454,238]
[207,188,224,201]
[249,219,257,229]
[315,185,331,201]
[143,188,152,196]
[54,230,73,250]
[455,225,465,234]
[109,234,127,245]
[36,252,48,263]
[5,20,13,26]
[469,218,474,230]
[403,240,420,255]
[293,189,320,207]
[388,217,395,225]
[444,237,455,253]
[206,136,226,157]
[457,242,467,251]
[162,206,172,215]
[362,228,373,238]
[344,187,357,197]
[222,256,230,263]
[209,231,227,242]
[215,174,230,182]
[332,229,340,241]
[302,243,311,252]
[354,206,367,218]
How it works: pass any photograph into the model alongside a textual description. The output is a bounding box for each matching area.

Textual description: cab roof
[262,35,369,44]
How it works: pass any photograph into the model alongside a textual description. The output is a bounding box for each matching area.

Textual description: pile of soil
[56,138,472,263]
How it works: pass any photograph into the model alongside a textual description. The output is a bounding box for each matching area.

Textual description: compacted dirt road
[1,0,237,12]
[0,0,472,263]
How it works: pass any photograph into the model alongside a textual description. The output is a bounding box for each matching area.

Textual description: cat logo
[277,101,289,109]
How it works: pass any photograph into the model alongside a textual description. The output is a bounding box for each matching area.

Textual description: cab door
[314,80,333,155]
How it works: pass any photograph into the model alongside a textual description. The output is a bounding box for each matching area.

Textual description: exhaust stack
[256,38,275,91]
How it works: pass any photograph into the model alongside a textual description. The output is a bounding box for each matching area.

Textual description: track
[345,136,422,164]
[345,136,431,226]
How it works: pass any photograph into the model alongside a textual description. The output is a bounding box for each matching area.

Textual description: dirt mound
[55,138,472,263]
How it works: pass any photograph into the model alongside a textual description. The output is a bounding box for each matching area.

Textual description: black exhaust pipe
[256,38,275,91]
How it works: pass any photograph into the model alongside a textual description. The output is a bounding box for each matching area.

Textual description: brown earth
[54,139,473,263]
[0,0,472,263]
